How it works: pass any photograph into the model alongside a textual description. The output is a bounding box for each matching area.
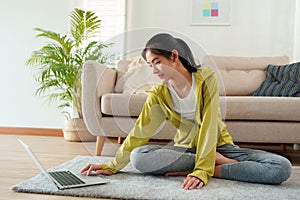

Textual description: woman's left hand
[182,176,204,190]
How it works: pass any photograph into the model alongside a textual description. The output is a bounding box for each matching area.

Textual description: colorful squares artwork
[202,2,211,9]
[191,0,230,25]
[202,9,211,16]
[211,2,218,9]
[202,1,219,17]
[211,9,218,16]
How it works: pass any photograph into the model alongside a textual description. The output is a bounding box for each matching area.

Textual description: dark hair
[141,33,199,72]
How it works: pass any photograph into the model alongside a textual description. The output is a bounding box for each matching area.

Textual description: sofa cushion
[223,96,300,121]
[252,62,300,97]
[102,94,300,121]
[101,93,148,117]
[202,56,289,96]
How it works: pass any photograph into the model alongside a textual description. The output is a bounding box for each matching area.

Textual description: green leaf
[25,8,114,116]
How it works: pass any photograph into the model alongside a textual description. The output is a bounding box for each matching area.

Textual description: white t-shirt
[167,73,196,122]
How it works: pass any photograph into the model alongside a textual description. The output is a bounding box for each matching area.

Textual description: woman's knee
[130,145,195,174]
[130,145,162,172]
[267,156,292,184]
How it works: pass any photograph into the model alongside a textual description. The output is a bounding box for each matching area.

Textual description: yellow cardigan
[101,68,234,185]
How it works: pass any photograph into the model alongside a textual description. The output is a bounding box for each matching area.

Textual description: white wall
[0,0,298,129]
[0,0,76,128]
[127,0,297,60]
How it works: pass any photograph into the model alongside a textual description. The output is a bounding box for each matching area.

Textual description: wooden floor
[0,134,120,200]
[1,134,299,200]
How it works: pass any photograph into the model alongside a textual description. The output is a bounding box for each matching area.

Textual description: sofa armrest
[82,60,117,135]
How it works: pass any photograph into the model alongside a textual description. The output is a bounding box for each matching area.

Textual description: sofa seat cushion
[101,93,148,117]
[223,96,300,121]
[102,93,300,121]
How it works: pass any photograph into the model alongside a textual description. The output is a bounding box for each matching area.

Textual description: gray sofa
[82,56,300,155]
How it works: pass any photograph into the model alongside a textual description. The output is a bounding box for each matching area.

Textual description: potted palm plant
[26,8,112,142]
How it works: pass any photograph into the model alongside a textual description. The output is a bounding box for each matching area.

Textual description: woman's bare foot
[165,152,238,178]
[214,152,238,178]
[215,152,238,165]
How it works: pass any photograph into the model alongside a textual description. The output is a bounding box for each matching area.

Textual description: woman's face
[145,50,177,82]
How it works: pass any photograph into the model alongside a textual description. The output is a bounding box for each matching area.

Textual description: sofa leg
[95,136,106,156]
[280,144,287,151]
[118,137,125,144]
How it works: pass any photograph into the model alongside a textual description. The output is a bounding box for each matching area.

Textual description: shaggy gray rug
[12,156,300,200]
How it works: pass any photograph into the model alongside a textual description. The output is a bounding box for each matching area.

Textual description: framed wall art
[191,0,231,26]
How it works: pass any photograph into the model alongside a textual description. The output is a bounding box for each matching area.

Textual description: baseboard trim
[0,127,63,137]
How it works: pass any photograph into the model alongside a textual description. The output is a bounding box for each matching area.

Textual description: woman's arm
[187,71,220,185]
[100,92,166,173]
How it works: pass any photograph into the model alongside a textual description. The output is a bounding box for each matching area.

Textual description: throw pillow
[115,57,147,93]
[114,57,161,94]
[122,64,161,94]
[114,59,132,93]
[252,62,300,97]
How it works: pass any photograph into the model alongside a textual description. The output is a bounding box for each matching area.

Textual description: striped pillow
[252,62,300,97]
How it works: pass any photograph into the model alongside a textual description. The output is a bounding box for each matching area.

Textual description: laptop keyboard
[49,171,85,186]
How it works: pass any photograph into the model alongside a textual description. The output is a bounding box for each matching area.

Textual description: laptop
[18,139,109,190]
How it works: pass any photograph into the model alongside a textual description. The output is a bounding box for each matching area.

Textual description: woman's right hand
[80,163,113,176]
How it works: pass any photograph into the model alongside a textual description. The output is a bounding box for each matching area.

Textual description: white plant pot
[63,118,96,142]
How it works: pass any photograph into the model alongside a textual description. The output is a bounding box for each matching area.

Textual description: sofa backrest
[202,55,289,96]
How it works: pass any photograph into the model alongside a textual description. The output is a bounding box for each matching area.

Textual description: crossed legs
[130,144,291,184]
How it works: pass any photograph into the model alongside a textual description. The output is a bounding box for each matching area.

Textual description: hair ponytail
[175,38,198,72]
[142,33,199,72]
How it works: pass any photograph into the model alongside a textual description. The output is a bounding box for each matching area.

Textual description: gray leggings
[130,144,291,184]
